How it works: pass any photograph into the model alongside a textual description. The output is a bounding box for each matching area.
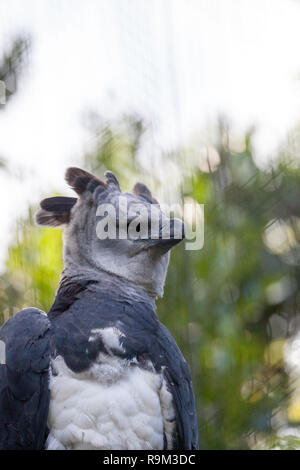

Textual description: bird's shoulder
[48,287,160,371]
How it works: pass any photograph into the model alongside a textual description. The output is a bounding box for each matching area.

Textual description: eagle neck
[48,270,156,317]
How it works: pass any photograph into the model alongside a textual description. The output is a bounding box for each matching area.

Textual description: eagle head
[36,168,185,298]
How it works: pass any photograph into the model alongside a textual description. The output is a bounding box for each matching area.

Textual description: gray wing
[0,308,51,450]
[151,323,199,450]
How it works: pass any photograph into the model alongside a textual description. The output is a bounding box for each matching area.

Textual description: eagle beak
[169,218,185,241]
[156,218,185,250]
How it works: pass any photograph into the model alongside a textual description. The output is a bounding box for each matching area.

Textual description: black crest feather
[133,182,158,204]
[65,167,106,195]
[104,171,120,191]
[40,196,77,213]
[36,196,77,227]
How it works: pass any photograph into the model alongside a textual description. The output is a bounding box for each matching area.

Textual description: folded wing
[0,308,51,449]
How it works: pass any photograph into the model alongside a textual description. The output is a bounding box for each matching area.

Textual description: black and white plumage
[0,168,198,450]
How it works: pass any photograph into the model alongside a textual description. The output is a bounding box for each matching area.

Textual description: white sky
[0,0,300,267]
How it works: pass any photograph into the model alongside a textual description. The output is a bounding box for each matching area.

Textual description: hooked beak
[133,218,185,252]
[143,218,185,253]
[159,219,185,244]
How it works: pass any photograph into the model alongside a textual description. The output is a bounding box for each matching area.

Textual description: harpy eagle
[0,168,198,450]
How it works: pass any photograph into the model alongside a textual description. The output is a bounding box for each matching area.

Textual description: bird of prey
[0,168,198,450]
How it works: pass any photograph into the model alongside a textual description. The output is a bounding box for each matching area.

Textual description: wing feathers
[0,308,51,450]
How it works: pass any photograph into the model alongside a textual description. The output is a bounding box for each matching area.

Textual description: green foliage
[0,208,63,326]
[2,116,300,449]
[83,113,145,186]
[158,126,298,448]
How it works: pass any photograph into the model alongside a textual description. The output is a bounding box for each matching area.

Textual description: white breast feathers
[46,330,175,450]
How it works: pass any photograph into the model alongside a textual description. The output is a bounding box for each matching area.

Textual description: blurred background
[2,0,300,449]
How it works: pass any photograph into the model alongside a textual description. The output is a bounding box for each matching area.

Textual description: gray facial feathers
[36,167,184,298]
